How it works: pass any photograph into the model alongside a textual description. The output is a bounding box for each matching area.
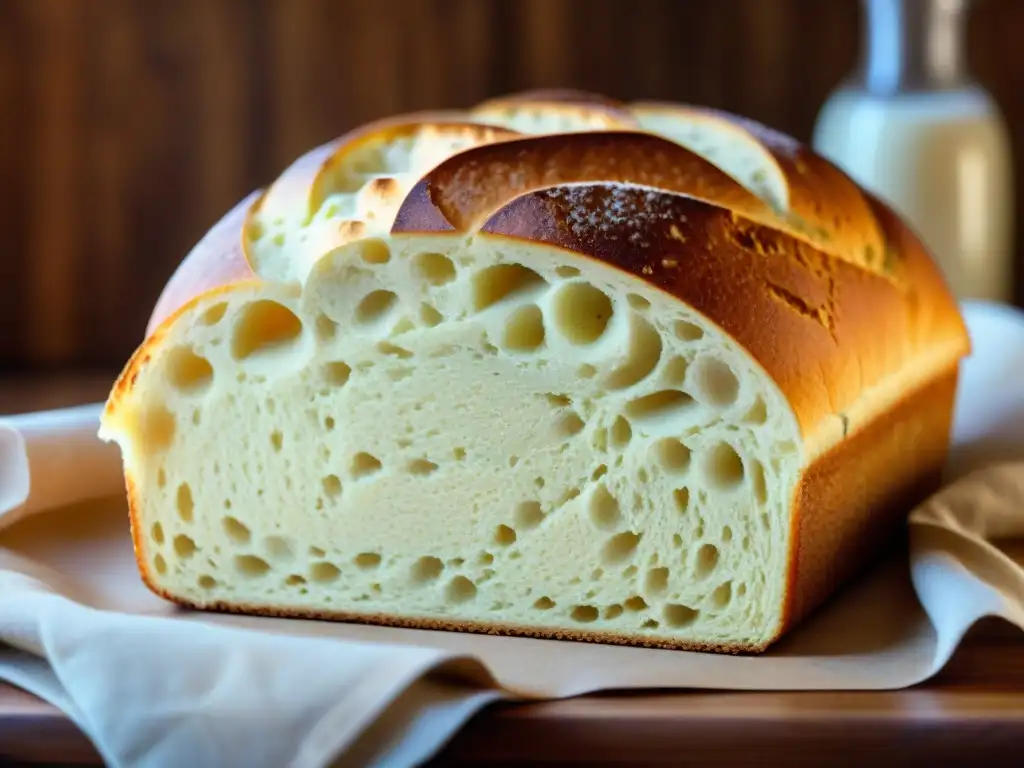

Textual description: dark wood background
[2,0,1022,372]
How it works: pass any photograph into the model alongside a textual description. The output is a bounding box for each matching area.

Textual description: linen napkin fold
[1,299,1024,768]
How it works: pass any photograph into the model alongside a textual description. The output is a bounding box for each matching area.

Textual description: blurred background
[1,0,1022,377]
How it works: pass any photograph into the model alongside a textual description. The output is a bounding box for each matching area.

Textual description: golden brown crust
[630,102,888,273]
[392,131,770,234]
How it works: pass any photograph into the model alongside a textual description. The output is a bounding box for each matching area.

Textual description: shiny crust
[631,101,889,272]
[393,131,771,233]
[106,91,972,653]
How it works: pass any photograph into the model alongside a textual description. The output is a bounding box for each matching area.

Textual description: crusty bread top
[131,91,970,455]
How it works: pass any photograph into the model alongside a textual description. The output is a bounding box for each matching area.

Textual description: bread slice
[99,94,970,653]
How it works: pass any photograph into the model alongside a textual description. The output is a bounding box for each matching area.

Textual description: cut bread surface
[105,232,799,651]
[100,91,970,654]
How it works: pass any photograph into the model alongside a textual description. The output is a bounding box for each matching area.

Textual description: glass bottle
[812,0,1014,303]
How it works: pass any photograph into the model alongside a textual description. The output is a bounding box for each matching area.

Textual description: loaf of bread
[98,90,971,653]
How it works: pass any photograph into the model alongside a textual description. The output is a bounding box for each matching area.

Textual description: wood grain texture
[0,0,1021,370]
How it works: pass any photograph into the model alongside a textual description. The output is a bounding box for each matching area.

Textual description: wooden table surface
[2,374,1023,766]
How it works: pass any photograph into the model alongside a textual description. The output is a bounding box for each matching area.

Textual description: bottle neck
[857,0,971,95]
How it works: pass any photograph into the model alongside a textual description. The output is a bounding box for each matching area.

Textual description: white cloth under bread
[0,300,1022,768]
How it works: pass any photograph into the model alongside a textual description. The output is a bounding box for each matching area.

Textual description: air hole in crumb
[355,290,398,324]
[604,604,624,619]
[672,533,684,548]
[591,464,608,481]
[571,605,599,623]
[751,460,768,504]
[222,516,251,544]
[157,468,167,488]
[624,596,648,611]
[664,603,699,628]
[420,303,444,327]
[173,534,196,559]
[627,293,651,310]
[578,363,597,378]
[610,416,632,448]
[165,346,214,393]
[270,430,283,452]
[690,356,740,408]
[478,552,494,565]
[673,320,704,341]
[645,567,669,596]
[453,447,467,460]
[324,416,336,431]
[445,575,477,603]
[321,474,342,498]
[534,596,556,610]
[411,556,444,583]
[176,483,194,523]
[231,300,303,361]
[513,501,544,529]
[285,574,306,586]
[316,314,338,342]
[358,238,391,264]
[642,619,660,629]
[626,390,696,423]
[494,524,517,546]
[606,317,662,390]
[151,522,165,545]
[552,282,614,345]
[198,574,217,589]
[265,536,293,560]
[355,552,381,569]
[545,393,571,407]
[704,442,745,490]
[555,265,580,278]
[712,581,733,608]
[200,302,227,326]
[661,355,689,387]
[503,304,545,351]
[737,584,747,597]
[695,544,720,578]
[377,341,412,358]
[555,411,585,437]
[132,402,176,454]
[324,361,351,387]
[722,526,733,543]
[743,397,769,424]
[310,562,341,583]
[154,554,167,575]
[352,452,382,478]
[588,485,621,530]
[602,531,640,564]
[654,439,691,474]
[414,252,456,285]
[408,459,438,475]
[472,263,546,311]
[309,546,326,558]
[235,554,271,577]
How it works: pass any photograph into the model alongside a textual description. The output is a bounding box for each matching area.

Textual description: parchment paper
[2,299,1023,768]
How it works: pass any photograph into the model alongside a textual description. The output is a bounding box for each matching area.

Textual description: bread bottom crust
[122,366,959,656]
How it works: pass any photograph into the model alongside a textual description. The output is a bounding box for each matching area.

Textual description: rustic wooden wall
[1,0,1022,371]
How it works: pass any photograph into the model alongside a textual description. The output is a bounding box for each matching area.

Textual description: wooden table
[2,374,1023,766]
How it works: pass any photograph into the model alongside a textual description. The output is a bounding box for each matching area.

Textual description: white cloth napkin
[2,300,1024,768]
